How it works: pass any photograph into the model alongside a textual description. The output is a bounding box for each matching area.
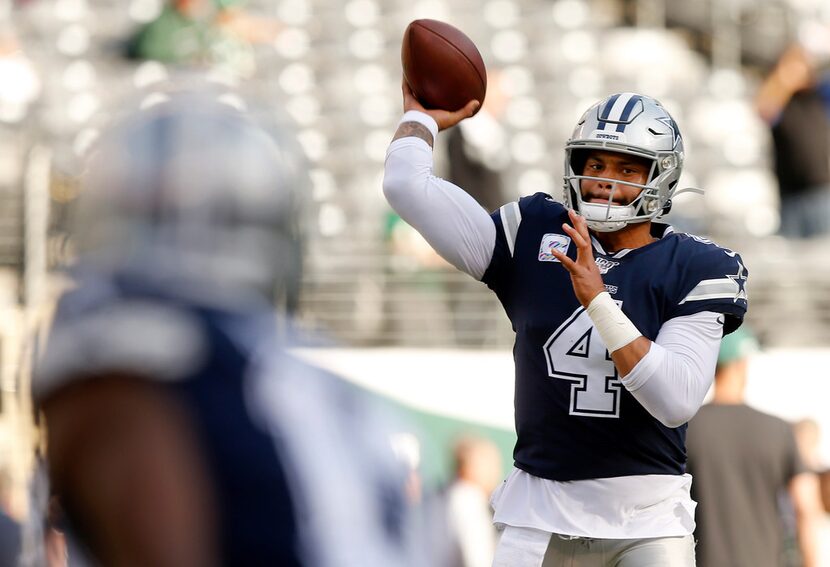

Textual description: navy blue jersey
[482,194,748,481]
[36,273,417,567]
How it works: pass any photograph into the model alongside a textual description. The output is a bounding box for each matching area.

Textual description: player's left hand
[551,209,606,307]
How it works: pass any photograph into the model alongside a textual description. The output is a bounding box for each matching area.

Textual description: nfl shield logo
[539,234,571,262]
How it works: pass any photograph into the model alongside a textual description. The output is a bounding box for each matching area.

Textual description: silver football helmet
[75,86,308,301]
[563,92,699,232]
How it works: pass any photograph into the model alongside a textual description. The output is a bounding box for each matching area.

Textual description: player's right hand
[551,209,606,307]
[402,78,479,132]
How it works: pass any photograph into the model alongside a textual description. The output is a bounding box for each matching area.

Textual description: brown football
[401,19,487,114]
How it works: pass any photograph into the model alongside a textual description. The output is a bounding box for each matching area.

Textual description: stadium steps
[299,221,512,347]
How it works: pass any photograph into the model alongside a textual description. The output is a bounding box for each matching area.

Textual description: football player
[34,87,422,567]
[383,87,748,566]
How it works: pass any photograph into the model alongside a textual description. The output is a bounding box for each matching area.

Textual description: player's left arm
[551,210,723,428]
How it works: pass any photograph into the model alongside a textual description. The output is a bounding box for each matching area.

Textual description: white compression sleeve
[383,113,496,280]
[620,311,723,428]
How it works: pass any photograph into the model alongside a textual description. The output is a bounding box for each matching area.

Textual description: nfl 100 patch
[594,257,620,274]
[538,233,571,262]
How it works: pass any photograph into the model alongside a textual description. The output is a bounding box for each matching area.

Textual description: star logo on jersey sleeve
[726,261,747,303]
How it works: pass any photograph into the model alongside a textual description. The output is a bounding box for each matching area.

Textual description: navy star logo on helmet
[656,116,682,150]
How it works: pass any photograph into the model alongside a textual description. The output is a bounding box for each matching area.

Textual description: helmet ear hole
[662,199,673,215]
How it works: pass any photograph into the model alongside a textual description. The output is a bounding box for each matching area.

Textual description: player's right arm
[383,81,495,279]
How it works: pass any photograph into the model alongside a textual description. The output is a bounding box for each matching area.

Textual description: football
[401,19,487,114]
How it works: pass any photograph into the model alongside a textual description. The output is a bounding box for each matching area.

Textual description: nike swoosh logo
[716,316,724,326]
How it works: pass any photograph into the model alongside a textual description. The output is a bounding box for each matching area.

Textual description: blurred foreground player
[384,88,749,566]
[34,89,420,567]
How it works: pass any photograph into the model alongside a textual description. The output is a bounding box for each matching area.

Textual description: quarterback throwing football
[384,86,748,566]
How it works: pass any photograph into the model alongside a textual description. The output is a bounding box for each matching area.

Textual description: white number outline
[543,306,622,418]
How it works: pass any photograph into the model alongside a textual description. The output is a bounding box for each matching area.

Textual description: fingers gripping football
[551,210,606,307]
[401,79,479,131]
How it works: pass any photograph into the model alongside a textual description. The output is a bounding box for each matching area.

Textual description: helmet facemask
[564,145,680,232]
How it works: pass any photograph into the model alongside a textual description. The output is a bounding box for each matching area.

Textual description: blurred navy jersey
[482,194,748,482]
[35,272,416,567]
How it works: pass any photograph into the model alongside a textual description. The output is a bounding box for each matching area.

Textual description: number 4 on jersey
[543,306,622,418]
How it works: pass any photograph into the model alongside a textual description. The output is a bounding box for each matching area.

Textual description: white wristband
[399,110,439,143]
[585,292,642,353]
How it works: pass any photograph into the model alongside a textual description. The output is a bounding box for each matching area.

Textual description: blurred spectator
[794,419,824,474]
[32,85,423,566]
[686,327,822,567]
[439,71,514,347]
[755,41,830,239]
[385,211,454,272]
[823,468,830,516]
[0,30,40,123]
[382,211,456,346]
[443,70,513,214]
[0,467,22,567]
[792,419,830,567]
[443,435,502,567]
[125,0,280,77]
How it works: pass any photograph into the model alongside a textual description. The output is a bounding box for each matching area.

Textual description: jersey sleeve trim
[34,301,207,402]
[499,201,522,258]
[678,277,742,304]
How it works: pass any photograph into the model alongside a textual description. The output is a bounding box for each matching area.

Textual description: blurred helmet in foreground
[564,92,690,232]
[75,89,307,300]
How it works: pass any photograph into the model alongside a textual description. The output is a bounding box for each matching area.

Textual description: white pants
[493,525,696,567]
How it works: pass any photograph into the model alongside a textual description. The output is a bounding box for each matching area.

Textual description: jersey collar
[591,222,674,258]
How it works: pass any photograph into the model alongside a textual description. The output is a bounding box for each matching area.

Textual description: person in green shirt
[125,0,276,75]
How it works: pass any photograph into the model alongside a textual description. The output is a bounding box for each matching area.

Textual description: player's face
[580,150,651,206]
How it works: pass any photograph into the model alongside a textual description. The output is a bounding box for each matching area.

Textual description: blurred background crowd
[0,0,827,565]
